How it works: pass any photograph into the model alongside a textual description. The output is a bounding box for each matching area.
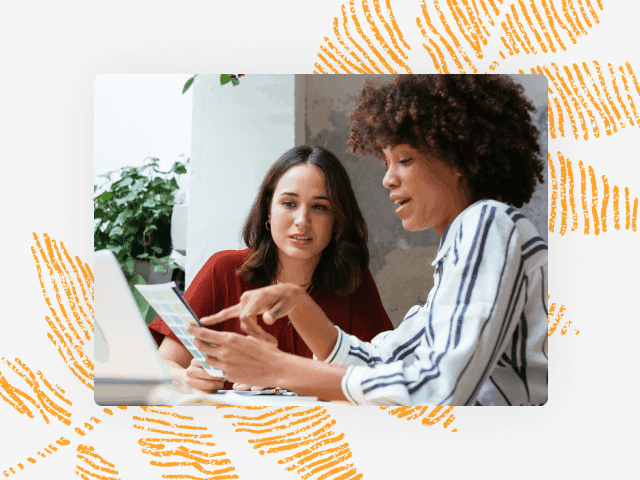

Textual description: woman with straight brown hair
[148,145,392,392]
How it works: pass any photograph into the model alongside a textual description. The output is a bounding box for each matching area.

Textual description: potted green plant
[94,156,187,279]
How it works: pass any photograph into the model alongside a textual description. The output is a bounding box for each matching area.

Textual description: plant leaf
[129,275,151,313]
[172,162,187,174]
[152,264,169,274]
[94,152,184,277]
[123,256,136,276]
[220,74,231,85]
[114,210,133,226]
[143,224,158,235]
[144,306,159,326]
[118,177,133,187]
[231,77,240,86]
[182,74,198,94]
[109,226,124,237]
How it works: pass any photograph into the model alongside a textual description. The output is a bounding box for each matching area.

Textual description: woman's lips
[395,199,410,215]
[289,236,312,246]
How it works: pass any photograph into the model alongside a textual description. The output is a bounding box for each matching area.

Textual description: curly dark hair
[348,75,544,208]
[236,145,369,295]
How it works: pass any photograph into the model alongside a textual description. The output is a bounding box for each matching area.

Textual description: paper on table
[135,281,224,378]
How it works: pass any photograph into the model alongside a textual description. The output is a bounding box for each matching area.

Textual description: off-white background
[1,1,639,478]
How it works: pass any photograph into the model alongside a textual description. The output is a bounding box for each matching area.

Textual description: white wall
[186,75,296,287]
[94,74,194,190]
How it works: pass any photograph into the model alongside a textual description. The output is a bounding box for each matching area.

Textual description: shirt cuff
[341,365,368,405]
[313,326,350,364]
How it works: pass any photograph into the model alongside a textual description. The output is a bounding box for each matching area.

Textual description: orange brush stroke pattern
[2,437,70,477]
[337,6,376,73]
[613,185,620,230]
[434,0,478,72]
[544,64,579,139]
[566,158,578,231]
[317,0,412,74]
[0,357,71,425]
[548,153,557,233]
[547,99,557,138]
[416,16,448,74]
[361,0,413,73]
[220,406,362,480]
[73,415,104,438]
[558,152,568,235]
[382,0,411,52]
[31,233,93,390]
[541,62,640,140]
[447,0,483,59]
[135,407,239,480]
[380,406,457,431]
[403,0,602,74]
[588,165,600,235]
[548,297,578,336]
[419,0,467,73]
[76,444,121,480]
[548,153,638,235]
[601,174,609,233]
[625,187,631,231]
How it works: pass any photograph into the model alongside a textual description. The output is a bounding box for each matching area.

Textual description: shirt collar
[431,200,485,266]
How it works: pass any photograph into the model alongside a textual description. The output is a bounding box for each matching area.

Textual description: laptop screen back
[94,249,168,383]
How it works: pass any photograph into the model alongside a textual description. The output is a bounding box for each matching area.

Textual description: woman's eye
[313,204,329,211]
[399,158,412,166]
[283,201,296,208]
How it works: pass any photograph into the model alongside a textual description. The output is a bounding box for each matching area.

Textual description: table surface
[151,384,352,406]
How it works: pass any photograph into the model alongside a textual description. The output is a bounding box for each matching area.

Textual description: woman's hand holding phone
[184,357,226,393]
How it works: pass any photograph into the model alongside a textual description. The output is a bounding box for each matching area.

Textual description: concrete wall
[186,75,296,287]
[304,75,548,327]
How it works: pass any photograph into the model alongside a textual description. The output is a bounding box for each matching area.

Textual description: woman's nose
[295,207,311,226]
[382,167,398,190]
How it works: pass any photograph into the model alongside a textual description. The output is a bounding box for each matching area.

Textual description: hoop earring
[266,220,271,231]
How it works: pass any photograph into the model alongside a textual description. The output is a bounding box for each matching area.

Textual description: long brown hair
[236,146,369,295]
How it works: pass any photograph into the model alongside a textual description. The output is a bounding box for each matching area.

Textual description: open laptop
[94,249,172,405]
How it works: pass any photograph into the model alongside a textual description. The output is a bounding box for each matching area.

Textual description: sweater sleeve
[325,204,541,405]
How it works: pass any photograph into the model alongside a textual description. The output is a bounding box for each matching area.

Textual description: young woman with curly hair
[148,145,393,393]
[186,75,548,406]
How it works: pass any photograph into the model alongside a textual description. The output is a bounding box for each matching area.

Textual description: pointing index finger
[200,304,241,326]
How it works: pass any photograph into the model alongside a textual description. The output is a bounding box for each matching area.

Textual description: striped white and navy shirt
[324,199,548,406]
